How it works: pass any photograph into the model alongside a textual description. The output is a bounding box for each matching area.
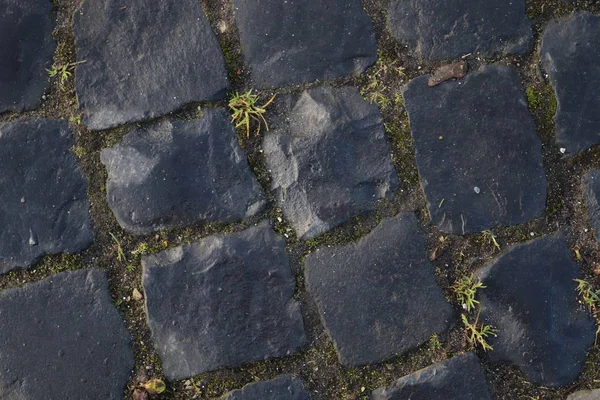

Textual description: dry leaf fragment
[428,61,468,87]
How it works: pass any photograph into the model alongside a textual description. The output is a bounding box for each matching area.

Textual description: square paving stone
[476,232,596,387]
[232,0,377,88]
[0,119,94,274]
[223,375,311,400]
[371,353,492,400]
[0,269,134,399]
[263,86,399,239]
[142,222,306,380]
[304,213,453,366]
[100,108,266,235]
[73,0,230,131]
[388,0,532,61]
[403,65,547,234]
[0,0,55,113]
[541,12,600,156]
[582,169,600,242]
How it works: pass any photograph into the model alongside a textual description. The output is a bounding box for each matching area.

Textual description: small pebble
[474,186,481,194]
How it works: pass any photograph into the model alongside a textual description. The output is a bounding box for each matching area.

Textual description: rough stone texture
[73,0,229,130]
[403,65,546,234]
[540,12,600,156]
[582,169,600,242]
[476,232,596,387]
[388,0,532,61]
[305,213,452,366]
[567,389,600,400]
[263,86,399,239]
[142,222,306,380]
[0,0,55,113]
[0,269,134,399]
[232,0,377,88]
[370,353,492,400]
[223,375,311,400]
[100,109,265,235]
[0,119,94,273]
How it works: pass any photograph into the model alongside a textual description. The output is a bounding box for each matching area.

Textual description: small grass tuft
[462,313,497,351]
[574,279,600,313]
[481,230,501,251]
[429,334,442,351]
[109,232,126,263]
[46,60,86,87]
[451,274,486,312]
[228,90,276,138]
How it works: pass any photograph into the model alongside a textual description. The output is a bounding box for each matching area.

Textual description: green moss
[526,87,541,110]
[384,120,419,186]
[71,145,86,158]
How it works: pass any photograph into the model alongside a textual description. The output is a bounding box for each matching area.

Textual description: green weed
[228,90,276,138]
[451,274,486,312]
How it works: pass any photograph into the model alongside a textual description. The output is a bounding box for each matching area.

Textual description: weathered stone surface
[101,109,265,235]
[142,222,306,380]
[403,65,546,234]
[263,86,398,239]
[73,0,229,130]
[582,169,600,242]
[476,232,596,387]
[224,375,311,400]
[371,353,492,400]
[388,0,532,61]
[305,213,452,366]
[540,12,600,156]
[0,0,55,113]
[567,389,600,400]
[232,0,377,88]
[0,269,134,399]
[0,119,94,273]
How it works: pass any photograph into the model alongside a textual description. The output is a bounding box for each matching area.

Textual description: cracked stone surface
[0,119,94,274]
[263,86,399,239]
[387,0,532,61]
[100,108,266,235]
[403,65,546,234]
[223,375,311,400]
[541,12,600,157]
[232,0,377,88]
[142,222,306,380]
[371,353,492,400]
[476,232,596,387]
[0,269,134,399]
[73,0,229,130]
[305,213,453,366]
[0,0,55,113]
[582,169,600,243]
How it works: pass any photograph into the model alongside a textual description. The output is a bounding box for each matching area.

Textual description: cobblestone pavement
[1,0,600,399]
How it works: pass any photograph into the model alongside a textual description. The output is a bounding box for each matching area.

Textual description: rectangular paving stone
[73,0,230,130]
[403,65,547,234]
[0,269,134,399]
[100,108,265,235]
[0,119,94,273]
[223,375,311,400]
[0,0,55,113]
[142,222,306,380]
[263,86,399,239]
[388,0,532,61]
[541,12,600,156]
[232,0,377,88]
[305,213,452,366]
[582,169,600,243]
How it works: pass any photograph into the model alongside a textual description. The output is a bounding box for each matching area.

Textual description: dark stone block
[477,232,596,387]
[100,109,266,235]
[305,213,453,366]
[403,65,546,234]
[0,0,55,113]
[224,375,311,400]
[142,222,306,379]
[0,269,134,399]
[582,169,600,242]
[371,353,492,400]
[388,0,532,61]
[263,86,399,239]
[0,119,94,273]
[73,0,230,130]
[232,0,377,88]
[541,12,600,156]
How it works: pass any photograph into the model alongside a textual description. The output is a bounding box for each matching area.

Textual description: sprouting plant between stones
[109,232,126,262]
[574,279,600,314]
[461,313,497,351]
[228,90,276,138]
[451,274,486,312]
[481,230,501,251]
[46,60,86,86]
